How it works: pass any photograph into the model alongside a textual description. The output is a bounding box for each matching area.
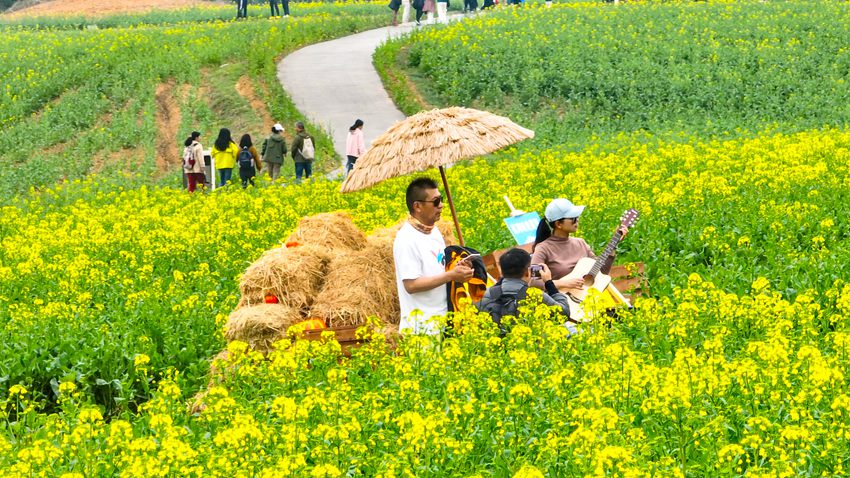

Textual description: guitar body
[554,208,639,323]
[560,257,612,322]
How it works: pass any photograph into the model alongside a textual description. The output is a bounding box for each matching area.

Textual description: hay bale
[381,323,400,349]
[238,245,330,309]
[310,245,400,327]
[366,224,400,258]
[368,218,455,253]
[436,219,458,246]
[372,218,455,244]
[369,222,402,240]
[225,304,304,352]
[286,212,367,252]
[209,350,232,380]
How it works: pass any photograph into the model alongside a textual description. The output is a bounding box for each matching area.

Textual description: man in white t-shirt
[393,177,473,335]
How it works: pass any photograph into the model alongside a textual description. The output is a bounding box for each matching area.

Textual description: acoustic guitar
[560,209,639,321]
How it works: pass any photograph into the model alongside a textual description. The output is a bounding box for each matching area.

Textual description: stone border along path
[278,17,461,179]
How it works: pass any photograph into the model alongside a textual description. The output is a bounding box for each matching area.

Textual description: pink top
[346,128,366,157]
[531,236,595,280]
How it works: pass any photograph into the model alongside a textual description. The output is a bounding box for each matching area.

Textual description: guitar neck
[588,230,623,277]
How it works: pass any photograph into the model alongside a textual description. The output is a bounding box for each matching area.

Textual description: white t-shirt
[393,222,447,335]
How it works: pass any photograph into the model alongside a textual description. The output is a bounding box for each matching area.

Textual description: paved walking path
[278,17,450,177]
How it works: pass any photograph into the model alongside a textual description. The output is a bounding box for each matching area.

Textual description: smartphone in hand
[461,253,481,266]
[530,264,543,279]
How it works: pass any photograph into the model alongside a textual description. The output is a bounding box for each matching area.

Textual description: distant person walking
[422,0,436,23]
[269,0,280,16]
[389,0,402,26]
[281,0,290,16]
[291,121,315,182]
[262,123,287,181]
[211,128,239,187]
[345,119,366,175]
[237,134,262,188]
[412,0,424,25]
[236,0,248,18]
[183,131,205,192]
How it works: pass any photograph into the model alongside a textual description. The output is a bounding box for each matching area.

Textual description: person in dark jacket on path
[270,0,280,16]
[291,121,314,182]
[412,0,425,25]
[236,0,248,18]
[262,123,287,181]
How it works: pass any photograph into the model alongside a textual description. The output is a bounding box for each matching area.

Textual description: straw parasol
[340,107,534,246]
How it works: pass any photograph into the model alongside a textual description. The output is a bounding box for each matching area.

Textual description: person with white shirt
[393,177,473,335]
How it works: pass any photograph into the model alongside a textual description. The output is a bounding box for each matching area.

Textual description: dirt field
[3,0,218,18]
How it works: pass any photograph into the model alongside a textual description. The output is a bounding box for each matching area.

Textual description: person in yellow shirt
[210,128,239,187]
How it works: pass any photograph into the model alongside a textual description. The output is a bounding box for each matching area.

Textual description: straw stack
[208,350,233,380]
[225,303,304,353]
[436,219,458,246]
[309,245,400,327]
[368,218,457,255]
[381,323,400,349]
[285,211,367,252]
[367,223,402,258]
[238,244,330,309]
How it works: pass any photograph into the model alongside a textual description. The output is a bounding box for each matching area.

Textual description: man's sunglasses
[416,196,443,207]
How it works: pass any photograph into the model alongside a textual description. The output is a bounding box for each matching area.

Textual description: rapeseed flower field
[2,1,850,476]
[3,128,850,475]
[403,0,850,144]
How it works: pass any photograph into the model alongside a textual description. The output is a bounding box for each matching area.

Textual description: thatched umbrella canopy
[340,107,534,246]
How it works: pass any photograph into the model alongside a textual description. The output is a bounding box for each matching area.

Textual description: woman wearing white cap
[532,198,628,290]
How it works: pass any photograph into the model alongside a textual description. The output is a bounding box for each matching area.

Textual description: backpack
[444,245,488,313]
[182,146,195,171]
[478,281,528,335]
[300,137,315,161]
[238,147,254,169]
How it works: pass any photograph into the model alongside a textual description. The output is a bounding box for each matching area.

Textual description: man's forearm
[403,273,452,294]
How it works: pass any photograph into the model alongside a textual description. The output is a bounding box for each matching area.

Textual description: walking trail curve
[278,22,420,177]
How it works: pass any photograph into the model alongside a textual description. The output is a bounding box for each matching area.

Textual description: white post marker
[437,0,448,23]
[402,0,411,24]
[209,153,216,191]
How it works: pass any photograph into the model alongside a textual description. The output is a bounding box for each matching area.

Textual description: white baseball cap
[273,123,284,132]
[544,198,585,222]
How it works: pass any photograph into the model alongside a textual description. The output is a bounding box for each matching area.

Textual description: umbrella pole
[439,165,465,247]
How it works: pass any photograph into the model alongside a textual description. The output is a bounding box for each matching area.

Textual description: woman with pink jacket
[345,119,366,175]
